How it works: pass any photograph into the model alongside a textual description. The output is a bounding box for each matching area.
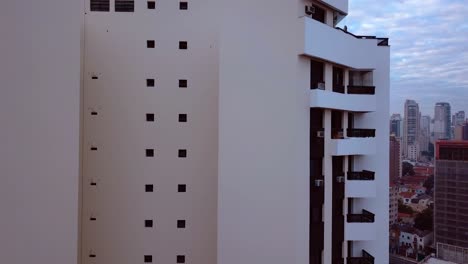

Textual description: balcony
[309,89,376,112]
[345,210,376,241]
[347,128,375,138]
[347,250,375,264]
[347,85,375,95]
[301,17,388,69]
[329,137,376,156]
[333,84,345,94]
[346,171,376,198]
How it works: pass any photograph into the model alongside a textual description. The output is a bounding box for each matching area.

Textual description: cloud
[339,0,468,116]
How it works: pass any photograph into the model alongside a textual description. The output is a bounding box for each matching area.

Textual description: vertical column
[344,70,349,94]
[343,156,349,262]
[325,10,334,26]
[323,109,333,262]
[325,64,333,92]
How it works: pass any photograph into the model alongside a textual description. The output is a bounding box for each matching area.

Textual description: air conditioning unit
[336,176,345,183]
[305,6,315,15]
[317,82,325,90]
[317,131,324,138]
[314,179,324,187]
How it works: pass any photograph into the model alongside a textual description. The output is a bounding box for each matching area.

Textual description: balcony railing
[347,128,376,138]
[347,250,375,264]
[347,170,375,180]
[347,209,375,223]
[311,81,325,90]
[333,84,345,94]
[332,128,344,139]
[347,85,375,95]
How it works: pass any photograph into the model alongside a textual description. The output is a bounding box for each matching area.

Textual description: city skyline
[340,0,468,116]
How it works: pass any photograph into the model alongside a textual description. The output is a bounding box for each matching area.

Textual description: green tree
[402,161,415,176]
[414,208,433,231]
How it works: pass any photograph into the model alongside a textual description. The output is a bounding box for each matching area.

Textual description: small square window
[146,113,155,122]
[147,40,155,48]
[146,149,154,157]
[177,255,185,263]
[179,2,188,10]
[179,79,187,88]
[145,184,154,192]
[145,220,153,227]
[177,220,186,228]
[179,114,187,122]
[91,0,110,11]
[147,1,155,9]
[147,79,155,87]
[178,184,186,193]
[178,149,187,158]
[179,41,188,50]
[144,255,152,263]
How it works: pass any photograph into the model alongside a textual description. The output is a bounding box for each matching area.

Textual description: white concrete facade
[1,0,389,263]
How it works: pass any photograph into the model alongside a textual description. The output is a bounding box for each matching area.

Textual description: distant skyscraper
[390,135,402,182]
[403,100,420,158]
[390,113,402,138]
[434,102,451,140]
[435,141,468,263]
[452,111,465,127]
[420,115,431,152]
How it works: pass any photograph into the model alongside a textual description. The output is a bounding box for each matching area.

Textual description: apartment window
[179,2,188,10]
[179,114,187,122]
[144,255,152,263]
[91,0,110,11]
[177,220,186,228]
[91,146,98,151]
[146,149,154,157]
[147,1,155,9]
[179,41,188,50]
[91,111,98,116]
[145,184,154,192]
[146,113,155,122]
[147,40,155,48]
[178,149,187,158]
[115,0,134,12]
[145,220,153,228]
[177,255,185,263]
[179,79,187,88]
[178,184,186,193]
[147,79,155,87]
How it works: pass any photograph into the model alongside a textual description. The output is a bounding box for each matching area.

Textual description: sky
[339,0,468,117]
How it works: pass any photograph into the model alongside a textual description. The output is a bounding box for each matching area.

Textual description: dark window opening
[92,76,98,80]
[90,217,96,221]
[179,41,188,50]
[146,113,155,122]
[311,4,325,23]
[147,40,155,48]
[144,255,152,263]
[147,79,155,87]
[145,220,153,227]
[178,184,186,192]
[91,111,98,116]
[145,184,154,192]
[331,111,344,139]
[179,79,187,88]
[89,254,96,258]
[310,60,325,90]
[90,0,110,11]
[91,146,98,151]
[115,0,134,12]
[177,255,185,263]
[177,220,186,228]
[179,114,187,122]
[147,1,155,9]
[333,67,344,93]
[179,2,188,10]
[178,149,187,158]
[146,149,154,157]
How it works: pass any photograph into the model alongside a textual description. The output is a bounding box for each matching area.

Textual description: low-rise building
[400,226,433,256]
[400,192,417,205]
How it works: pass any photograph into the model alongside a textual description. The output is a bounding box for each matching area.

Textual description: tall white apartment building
[403,100,420,158]
[1,0,389,264]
